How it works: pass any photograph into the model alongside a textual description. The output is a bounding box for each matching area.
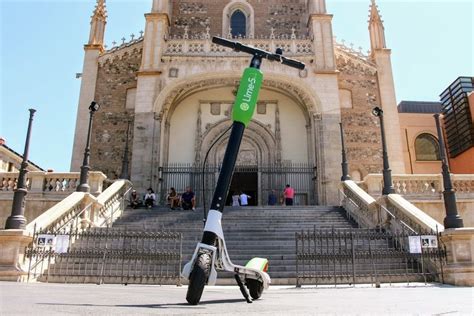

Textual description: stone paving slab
[0,282,472,315]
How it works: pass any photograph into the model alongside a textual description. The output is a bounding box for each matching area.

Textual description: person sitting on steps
[181,186,196,211]
[144,188,156,209]
[130,189,141,209]
[167,187,180,210]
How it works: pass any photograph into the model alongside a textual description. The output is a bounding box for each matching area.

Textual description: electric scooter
[182,36,305,305]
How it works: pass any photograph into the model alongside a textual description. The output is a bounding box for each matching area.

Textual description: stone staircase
[41,205,427,285]
[113,205,355,285]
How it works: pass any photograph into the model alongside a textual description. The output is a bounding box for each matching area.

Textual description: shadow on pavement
[36,298,246,309]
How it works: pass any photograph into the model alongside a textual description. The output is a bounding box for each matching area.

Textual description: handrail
[53,202,94,233]
[378,203,417,235]
[97,186,133,228]
[25,192,86,233]
[340,180,425,235]
[24,180,133,281]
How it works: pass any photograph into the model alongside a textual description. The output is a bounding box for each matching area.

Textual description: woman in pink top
[283,184,294,206]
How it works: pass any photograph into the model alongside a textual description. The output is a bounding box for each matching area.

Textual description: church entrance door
[226,166,258,206]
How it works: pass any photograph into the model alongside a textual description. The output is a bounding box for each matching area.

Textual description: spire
[368,0,386,52]
[88,0,107,46]
[308,0,327,14]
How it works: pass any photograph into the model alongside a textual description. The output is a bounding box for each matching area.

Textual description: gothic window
[415,133,440,161]
[210,103,221,115]
[339,89,353,109]
[223,1,254,38]
[125,88,136,110]
[350,170,362,181]
[231,10,246,37]
[257,102,266,114]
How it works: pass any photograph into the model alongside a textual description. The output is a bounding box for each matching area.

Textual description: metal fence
[25,227,182,285]
[296,227,446,287]
[159,163,317,206]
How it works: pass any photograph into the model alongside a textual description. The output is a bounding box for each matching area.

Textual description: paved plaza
[0,282,472,315]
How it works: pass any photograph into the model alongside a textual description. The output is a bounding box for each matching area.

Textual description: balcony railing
[0,171,107,196]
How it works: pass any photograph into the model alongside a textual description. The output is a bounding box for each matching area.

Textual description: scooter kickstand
[234,274,252,303]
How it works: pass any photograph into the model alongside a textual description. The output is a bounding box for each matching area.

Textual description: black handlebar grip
[281,57,306,70]
[211,37,236,49]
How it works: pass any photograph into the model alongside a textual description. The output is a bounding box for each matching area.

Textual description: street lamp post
[5,109,36,229]
[120,120,131,180]
[77,101,100,193]
[339,122,351,181]
[372,107,395,195]
[434,114,463,229]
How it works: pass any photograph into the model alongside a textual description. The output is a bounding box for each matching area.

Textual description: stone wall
[91,47,142,180]
[169,0,308,38]
[336,54,383,178]
[412,200,474,228]
[0,197,59,228]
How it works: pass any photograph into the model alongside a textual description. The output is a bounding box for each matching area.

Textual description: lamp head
[372,106,383,117]
[89,101,100,112]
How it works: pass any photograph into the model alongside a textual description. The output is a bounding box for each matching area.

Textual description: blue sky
[0,0,473,172]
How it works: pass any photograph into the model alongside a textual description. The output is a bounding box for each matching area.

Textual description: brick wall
[337,56,383,177]
[169,0,309,38]
[90,48,142,179]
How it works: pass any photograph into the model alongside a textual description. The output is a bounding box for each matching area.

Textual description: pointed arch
[222,1,254,38]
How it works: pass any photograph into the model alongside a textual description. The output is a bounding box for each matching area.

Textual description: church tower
[71,0,107,171]
[130,0,170,187]
[307,0,342,205]
[369,0,405,173]
[307,0,335,71]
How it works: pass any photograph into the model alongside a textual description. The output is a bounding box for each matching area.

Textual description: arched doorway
[153,74,321,206]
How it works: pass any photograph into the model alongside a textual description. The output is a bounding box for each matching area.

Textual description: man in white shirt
[239,192,251,206]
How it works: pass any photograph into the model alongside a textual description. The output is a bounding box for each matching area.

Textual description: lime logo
[240,103,250,111]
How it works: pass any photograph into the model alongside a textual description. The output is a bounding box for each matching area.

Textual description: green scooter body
[232,67,263,126]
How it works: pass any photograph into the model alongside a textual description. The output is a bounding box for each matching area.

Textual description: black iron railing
[158,163,317,206]
[296,227,446,287]
[25,227,182,285]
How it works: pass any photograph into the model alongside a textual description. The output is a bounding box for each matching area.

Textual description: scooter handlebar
[212,37,305,70]
[211,36,237,50]
[279,56,305,70]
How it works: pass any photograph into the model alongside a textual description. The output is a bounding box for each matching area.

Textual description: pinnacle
[92,0,107,20]
[369,0,383,23]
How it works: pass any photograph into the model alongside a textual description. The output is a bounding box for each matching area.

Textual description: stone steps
[42,206,427,285]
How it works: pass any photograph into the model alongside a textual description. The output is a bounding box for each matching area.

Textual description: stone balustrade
[25,180,131,234]
[163,38,314,56]
[0,171,106,196]
[340,180,378,228]
[360,174,474,199]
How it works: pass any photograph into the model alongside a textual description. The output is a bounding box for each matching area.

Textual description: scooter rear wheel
[186,253,211,305]
[246,279,264,300]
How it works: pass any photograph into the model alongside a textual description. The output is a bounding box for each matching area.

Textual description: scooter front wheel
[186,253,211,305]
[246,279,264,300]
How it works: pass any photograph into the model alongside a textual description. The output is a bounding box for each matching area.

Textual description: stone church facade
[71,0,405,206]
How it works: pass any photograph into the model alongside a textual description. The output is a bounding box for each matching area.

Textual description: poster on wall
[421,235,438,248]
[55,235,70,253]
[37,234,55,248]
[408,236,422,254]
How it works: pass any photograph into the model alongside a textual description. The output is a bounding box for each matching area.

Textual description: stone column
[440,228,474,286]
[373,50,406,174]
[131,9,169,193]
[0,230,33,281]
[308,14,336,72]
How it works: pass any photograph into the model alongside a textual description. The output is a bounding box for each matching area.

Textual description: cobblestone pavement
[0,282,472,315]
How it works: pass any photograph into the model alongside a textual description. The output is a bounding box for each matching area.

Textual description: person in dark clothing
[144,188,156,209]
[181,186,196,211]
[268,190,277,206]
